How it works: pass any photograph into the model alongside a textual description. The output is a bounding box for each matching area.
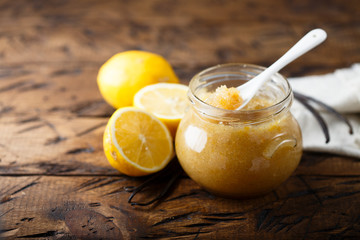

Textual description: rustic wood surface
[0,0,359,239]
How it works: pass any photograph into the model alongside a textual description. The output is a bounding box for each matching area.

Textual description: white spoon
[236,28,327,110]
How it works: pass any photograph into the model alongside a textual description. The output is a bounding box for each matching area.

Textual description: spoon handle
[266,28,327,75]
[237,28,327,110]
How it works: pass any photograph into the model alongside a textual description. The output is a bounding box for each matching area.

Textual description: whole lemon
[97,50,179,109]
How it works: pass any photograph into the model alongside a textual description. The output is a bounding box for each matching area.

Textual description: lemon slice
[133,83,189,138]
[103,107,174,176]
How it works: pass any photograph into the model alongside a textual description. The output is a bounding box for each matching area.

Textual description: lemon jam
[175,64,302,198]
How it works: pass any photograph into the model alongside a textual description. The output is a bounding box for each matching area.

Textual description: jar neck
[188,63,293,124]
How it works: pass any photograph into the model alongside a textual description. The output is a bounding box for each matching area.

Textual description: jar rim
[188,63,293,123]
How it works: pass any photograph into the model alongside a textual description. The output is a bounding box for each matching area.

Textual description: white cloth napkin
[289,63,360,158]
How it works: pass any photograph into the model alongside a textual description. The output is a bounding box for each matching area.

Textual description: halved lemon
[133,83,189,138]
[103,107,174,176]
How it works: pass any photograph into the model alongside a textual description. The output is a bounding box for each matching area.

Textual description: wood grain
[0,0,359,239]
[1,174,360,239]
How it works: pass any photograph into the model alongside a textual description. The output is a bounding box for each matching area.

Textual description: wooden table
[1,0,359,239]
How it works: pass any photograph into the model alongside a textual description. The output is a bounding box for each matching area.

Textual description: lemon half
[103,107,174,176]
[133,83,189,138]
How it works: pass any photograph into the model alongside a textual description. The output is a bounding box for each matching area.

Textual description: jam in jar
[175,63,302,198]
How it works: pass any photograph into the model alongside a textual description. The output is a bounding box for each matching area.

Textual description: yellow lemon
[133,83,189,138]
[97,50,179,109]
[103,107,174,177]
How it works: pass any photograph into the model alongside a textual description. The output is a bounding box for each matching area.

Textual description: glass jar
[175,63,302,198]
